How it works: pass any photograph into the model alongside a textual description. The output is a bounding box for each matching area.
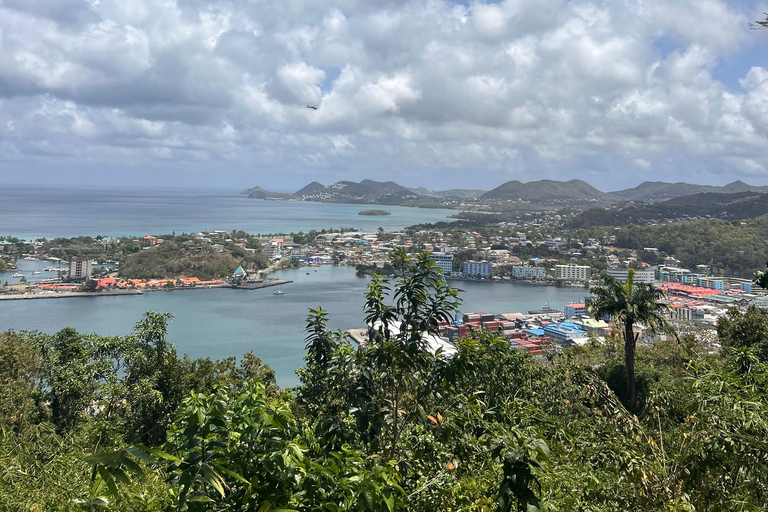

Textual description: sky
[0,0,767,192]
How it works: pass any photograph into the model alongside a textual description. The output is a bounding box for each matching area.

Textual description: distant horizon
[3,175,768,196]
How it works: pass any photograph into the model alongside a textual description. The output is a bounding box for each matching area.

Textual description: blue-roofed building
[542,322,588,343]
[233,266,246,278]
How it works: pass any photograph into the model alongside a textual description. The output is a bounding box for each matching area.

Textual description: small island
[358,209,392,216]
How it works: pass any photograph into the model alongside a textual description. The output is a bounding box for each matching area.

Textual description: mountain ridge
[242,178,768,206]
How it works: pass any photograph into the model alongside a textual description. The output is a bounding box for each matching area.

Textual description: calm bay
[0,185,588,387]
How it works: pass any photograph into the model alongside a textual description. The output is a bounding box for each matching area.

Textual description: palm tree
[588,268,677,410]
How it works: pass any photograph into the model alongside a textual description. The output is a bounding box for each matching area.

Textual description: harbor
[0,265,587,388]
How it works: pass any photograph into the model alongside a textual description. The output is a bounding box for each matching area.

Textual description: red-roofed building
[564,303,587,317]
[97,277,120,289]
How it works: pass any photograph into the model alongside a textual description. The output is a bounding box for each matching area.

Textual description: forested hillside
[2,254,768,510]
[119,241,267,280]
[611,217,768,277]
[571,192,768,227]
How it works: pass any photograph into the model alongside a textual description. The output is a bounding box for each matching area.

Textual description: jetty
[235,279,293,290]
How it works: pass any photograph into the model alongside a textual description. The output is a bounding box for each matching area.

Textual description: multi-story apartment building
[69,257,92,281]
[463,260,492,279]
[606,267,656,283]
[554,264,590,281]
[430,253,454,276]
[513,266,546,280]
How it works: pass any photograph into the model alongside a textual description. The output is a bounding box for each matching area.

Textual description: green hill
[481,179,611,203]
[294,181,326,196]
[609,180,768,202]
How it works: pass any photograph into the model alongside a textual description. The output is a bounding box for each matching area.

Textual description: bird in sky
[307,105,318,110]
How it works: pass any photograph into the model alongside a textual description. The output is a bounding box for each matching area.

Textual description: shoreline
[0,289,145,300]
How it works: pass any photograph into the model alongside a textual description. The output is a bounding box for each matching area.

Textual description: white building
[555,264,590,281]
[430,253,454,276]
[513,266,546,280]
[606,267,656,284]
[266,238,283,261]
[69,257,92,281]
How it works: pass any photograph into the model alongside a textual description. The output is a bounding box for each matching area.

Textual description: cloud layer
[1,0,767,190]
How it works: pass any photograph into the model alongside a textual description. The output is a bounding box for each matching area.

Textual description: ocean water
[0,266,587,387]
[0,185,455,239]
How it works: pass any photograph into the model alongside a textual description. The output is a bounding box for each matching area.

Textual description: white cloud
[0,0,766,189]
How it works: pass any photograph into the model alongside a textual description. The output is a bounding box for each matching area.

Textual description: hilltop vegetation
[118,241,267,280]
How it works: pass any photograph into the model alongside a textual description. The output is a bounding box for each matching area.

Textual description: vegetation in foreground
[2,252,768,511]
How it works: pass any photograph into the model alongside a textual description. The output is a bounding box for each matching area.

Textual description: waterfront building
[513,266,546,280]
[430,253,454,276]
[554,264,590,281]
[68,257,92,281]
[463,260,492,279]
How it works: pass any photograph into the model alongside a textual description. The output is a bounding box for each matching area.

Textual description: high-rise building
[69,257,92,281]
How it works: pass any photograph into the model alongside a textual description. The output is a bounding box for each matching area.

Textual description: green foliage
[7,250,768,511]
[717,305,768,363]
[90,380,404,511]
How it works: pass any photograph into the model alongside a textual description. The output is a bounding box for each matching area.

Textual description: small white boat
[273,289,285,295]
[32,271,41,275]
[12,272,24,278]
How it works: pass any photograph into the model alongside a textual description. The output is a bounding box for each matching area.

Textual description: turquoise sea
[0,185,587,387]
[0,185,455,239]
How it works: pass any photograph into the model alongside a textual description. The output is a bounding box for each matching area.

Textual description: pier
[235,279,293,290]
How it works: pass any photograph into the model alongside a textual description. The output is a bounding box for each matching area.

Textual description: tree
[750,12,768,29]
[589,268,677,411]
[754,261,768,289]
[717,305,768,363]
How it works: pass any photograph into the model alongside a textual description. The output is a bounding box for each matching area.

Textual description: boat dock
[236,279,293,290]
